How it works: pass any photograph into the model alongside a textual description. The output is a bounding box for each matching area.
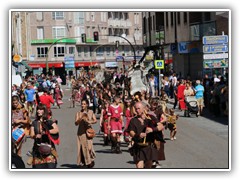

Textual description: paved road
[20,86,229,169]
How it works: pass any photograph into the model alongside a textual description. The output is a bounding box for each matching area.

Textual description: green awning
[20,61,32,71]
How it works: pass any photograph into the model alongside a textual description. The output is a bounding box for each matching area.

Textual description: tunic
[127,117,158,162]
[75,110,97,166]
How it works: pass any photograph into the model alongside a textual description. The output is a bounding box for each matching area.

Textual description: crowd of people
[11,67,229,169]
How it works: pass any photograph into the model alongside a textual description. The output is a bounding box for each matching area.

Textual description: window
[74,12,84,24]
[124,13,128,20]
[36,12,43,21]
[143,17,146,34]
[166,12,168,28]
[171,12,174,26]
[86,12,90,21]
[52,27,66,39]
[84,47,89,57]
[177,12,180,25]
[184,12,187,23]
[91,12,95,21]
[54,46,65,57]
[204,12,211,21]
[37,27,44,39]
[37,47,48,57]
[106,47,111,57]
[77,47,82,57]
[69,47,75,54]
[101,12,107,22]
[96,47,104,56]
[52,12,64,20]
[108,12,112,19]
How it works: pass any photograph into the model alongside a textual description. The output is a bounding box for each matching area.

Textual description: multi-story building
[14,11,143,78]
[142,11,229,79]
[11,12,32,75]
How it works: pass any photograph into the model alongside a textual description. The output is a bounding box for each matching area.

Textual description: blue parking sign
[154,60,164,69]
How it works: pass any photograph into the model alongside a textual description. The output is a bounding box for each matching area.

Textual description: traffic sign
[116,56,124,61]
[154,60,164,69]
[203,53,228,60]
[203,44,228,53]
[13,54,22,63]
[202,35,228,45]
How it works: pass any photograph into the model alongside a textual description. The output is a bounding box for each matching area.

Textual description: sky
[1,0,238,179]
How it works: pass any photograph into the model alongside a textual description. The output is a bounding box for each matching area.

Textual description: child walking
[166,109,179,141]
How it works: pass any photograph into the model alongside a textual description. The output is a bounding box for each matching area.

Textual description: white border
[9,8,231,172]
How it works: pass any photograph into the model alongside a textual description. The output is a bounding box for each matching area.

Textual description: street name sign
[203,53,228,60]
[202,35,228,45]
[203,44,228,53]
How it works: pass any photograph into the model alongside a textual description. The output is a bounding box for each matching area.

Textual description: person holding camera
[30,104,59,168]
[75,99,97,168]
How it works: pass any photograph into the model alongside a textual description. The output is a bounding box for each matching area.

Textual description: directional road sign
[202,35,228,45]
[154,60,164,69]
[203,53,228,60]
[203,44,228,53]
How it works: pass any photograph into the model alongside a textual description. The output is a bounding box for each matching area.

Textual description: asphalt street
[19,85,229,169]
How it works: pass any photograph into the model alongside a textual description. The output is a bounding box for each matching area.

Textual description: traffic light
[93,31,99,41]
[81,33,86,43]
[115,40,119,49]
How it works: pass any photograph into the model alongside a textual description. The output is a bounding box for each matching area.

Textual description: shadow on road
[95,149,113,154]
[126,160,135,164]
[60,164,80,168]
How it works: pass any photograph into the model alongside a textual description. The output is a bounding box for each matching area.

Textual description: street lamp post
[112,34,136,62]
[45,36,82,74]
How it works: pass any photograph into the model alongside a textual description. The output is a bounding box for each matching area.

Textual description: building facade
[142,11,229,79]
[14,11,143,77]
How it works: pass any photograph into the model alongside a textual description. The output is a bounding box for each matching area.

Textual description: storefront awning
[20,61,32,71]
[75,62,98,67]
[28,62,64,68]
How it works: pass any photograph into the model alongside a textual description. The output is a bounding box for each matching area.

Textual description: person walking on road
[194,80,205,116]
[12,95,31,157]
[107,95,124,154]
[127,101,163,168]
[39,88,54,116]
[30,104,59,168]
[75,99,97,168]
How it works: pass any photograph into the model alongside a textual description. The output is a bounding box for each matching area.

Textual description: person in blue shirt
[24,83,36,117]
[194,80,205,116]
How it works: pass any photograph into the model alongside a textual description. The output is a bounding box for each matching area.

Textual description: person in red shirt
[177,79,186,110]
[39,88,54,115]
[108,96,123,154]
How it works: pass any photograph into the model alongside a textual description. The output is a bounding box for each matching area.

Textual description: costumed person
[75,99,97,168]
[30,104,59,168]
[166,108,179,141]
[123,98,134,144]
[12,95,31,157]
[127,101,164,168]
[107,95,124,154]
[54,83,63,109]
[99,101,110,146]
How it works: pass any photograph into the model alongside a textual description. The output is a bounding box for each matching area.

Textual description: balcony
[108,19,131,28]
[108,36,134,44]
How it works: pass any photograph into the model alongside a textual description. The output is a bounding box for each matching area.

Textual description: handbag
[38,143,52,155]
[57,99,63,105]
[37,121,52,156]
[86,128,96,139]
